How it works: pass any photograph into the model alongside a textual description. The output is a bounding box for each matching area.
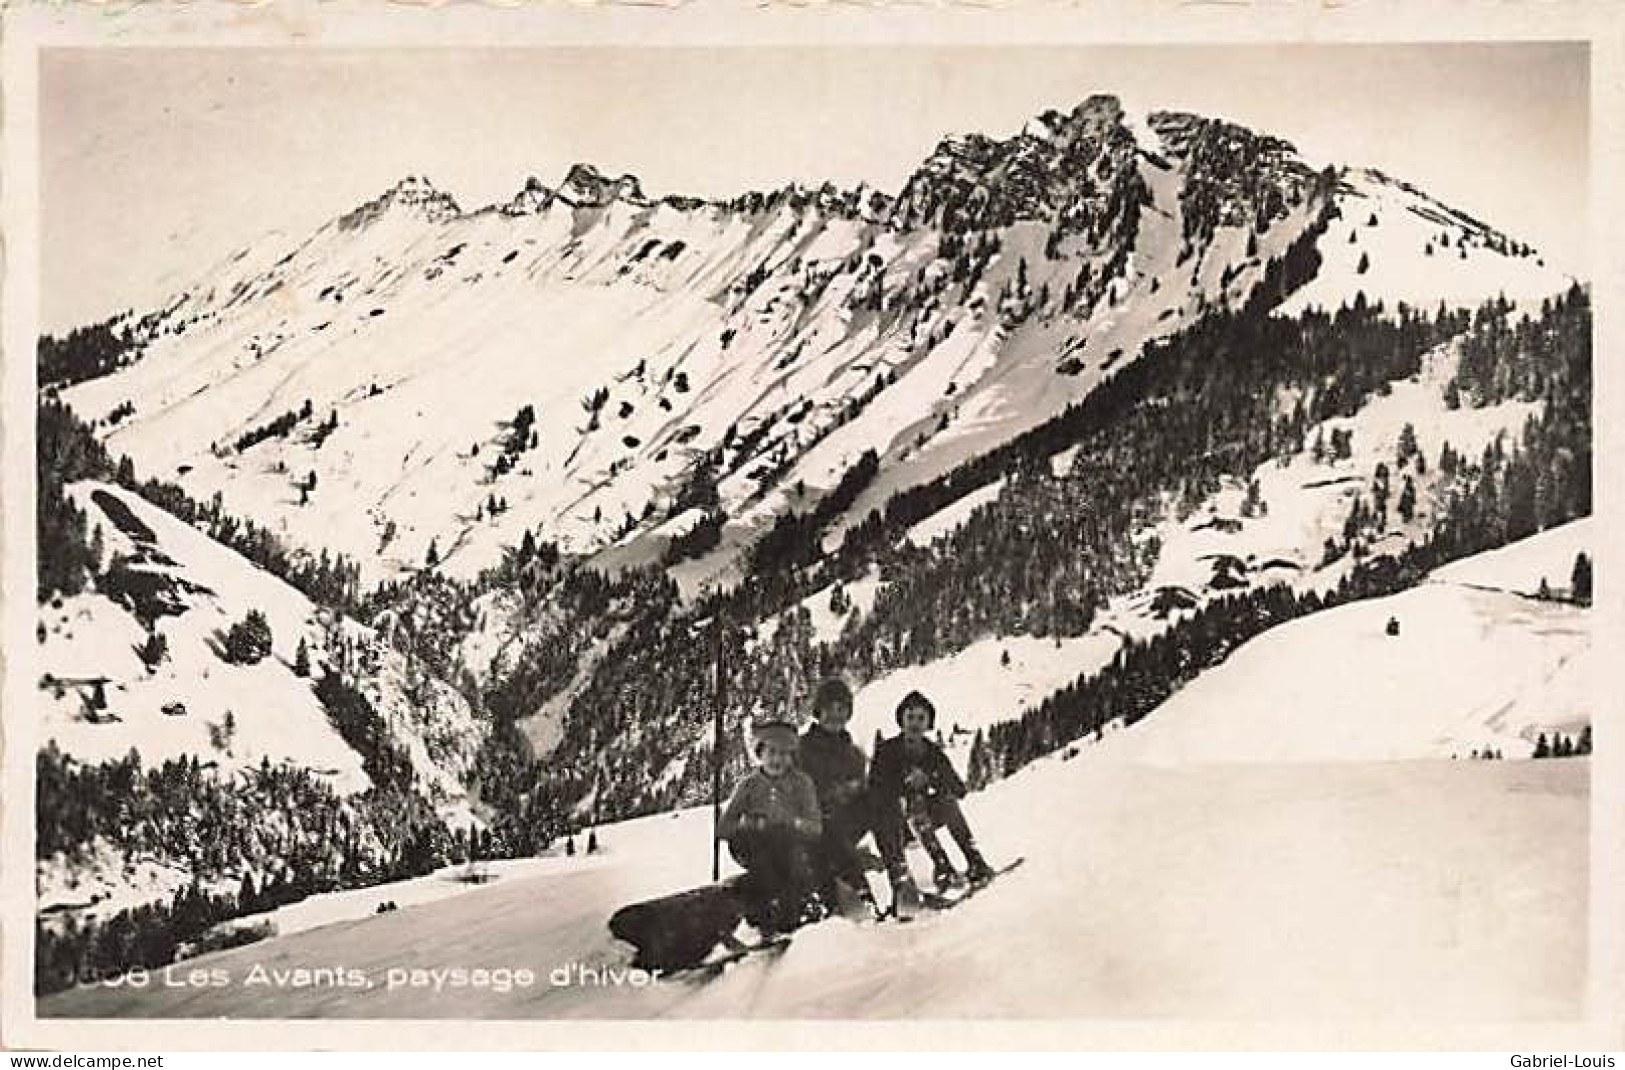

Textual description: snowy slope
[1280,169,1572,315]
[1102,575,1590,764]
[37,482,485,805]
[40,756,1587,1021]
[1434,516,1594,597]
[902,477,1007,548]
[848,633,1123,751]
[832,514,1590,775]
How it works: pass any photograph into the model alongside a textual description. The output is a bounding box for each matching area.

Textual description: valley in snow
[38,524,1591,1020]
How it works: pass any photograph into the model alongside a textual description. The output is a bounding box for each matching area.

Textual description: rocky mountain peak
[890,95,1143,233]
[501,175,556,216]
[337,174,463,231]
[557,163,648,208]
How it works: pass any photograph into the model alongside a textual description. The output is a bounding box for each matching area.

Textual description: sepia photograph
[1,4,1618,1051]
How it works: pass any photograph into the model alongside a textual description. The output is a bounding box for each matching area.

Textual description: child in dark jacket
[869,690,994,901]
[719,720,822,933]
[798,676,878,913]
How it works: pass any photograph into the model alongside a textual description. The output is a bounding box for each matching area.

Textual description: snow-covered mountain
[57,95,1567,589]
[34,93,1589,1001]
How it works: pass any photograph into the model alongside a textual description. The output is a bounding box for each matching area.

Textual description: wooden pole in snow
[711,609,725,883]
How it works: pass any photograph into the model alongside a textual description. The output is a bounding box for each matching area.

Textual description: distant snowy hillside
[38,482,484,804]
[1104,523,1591,764]
[37,515,1592,1018]
[848,632,1125,750]
[1433,516,1594,597]
[35,477,494,948]
[1279,168,1569,315]
[1141,335,1541,599]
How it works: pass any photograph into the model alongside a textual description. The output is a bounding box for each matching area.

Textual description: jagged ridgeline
[35,93,1584,992]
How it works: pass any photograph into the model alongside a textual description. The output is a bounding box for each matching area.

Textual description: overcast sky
[41,43,1587,334]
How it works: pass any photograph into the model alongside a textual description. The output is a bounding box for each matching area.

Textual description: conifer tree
[1398,476,1418,523]
[223,609,273,665]
[1397,422,1419,465]
[139,631,169,672]
[966,729,992,790]
[1571,552,1593,605]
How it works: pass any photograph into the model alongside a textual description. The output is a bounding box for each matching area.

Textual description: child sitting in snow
[798,676,879,914]
[869,690,994,906]
[719,719,823,933]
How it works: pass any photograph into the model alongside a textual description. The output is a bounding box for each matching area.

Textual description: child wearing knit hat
[798,675,880,916]
[869,689,995,908]
[718,719,823,933]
